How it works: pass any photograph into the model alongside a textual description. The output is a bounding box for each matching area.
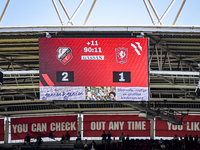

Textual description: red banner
[0,119,4,141]
[83,115,150,137]
[11,115,78,140]
[156,115,200,137]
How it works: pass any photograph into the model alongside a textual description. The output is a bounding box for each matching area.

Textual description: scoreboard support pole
[150,118,155,139]
[4,118,9,143]
[78,114,82,139]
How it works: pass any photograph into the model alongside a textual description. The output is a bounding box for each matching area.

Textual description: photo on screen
[85,86,116,101]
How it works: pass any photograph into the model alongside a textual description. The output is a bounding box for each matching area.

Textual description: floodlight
[46,32,51,38]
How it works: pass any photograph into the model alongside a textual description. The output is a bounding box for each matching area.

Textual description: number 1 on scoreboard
[113,71,131,82]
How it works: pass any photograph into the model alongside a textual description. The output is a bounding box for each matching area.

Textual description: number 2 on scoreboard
[56,71,74,82]
[113,71,131,82]
[61,72,69,81]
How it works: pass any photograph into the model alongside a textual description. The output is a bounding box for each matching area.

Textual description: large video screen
[39,38,149,101]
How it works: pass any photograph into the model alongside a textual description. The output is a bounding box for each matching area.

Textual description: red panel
[39,38,148,87]
[155,115,200,137]
[83,115,150,137]
[11,115,77,140]
[0,119,4,141]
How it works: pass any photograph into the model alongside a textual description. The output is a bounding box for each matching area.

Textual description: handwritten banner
[116,87,148,101]
[40,86,85,100]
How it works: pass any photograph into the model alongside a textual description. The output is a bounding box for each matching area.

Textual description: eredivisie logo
[57,47,72,65]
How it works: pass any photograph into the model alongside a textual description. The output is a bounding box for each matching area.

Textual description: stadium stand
[1,1,200,150]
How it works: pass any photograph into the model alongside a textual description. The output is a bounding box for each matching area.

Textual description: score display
[39,38,149,101]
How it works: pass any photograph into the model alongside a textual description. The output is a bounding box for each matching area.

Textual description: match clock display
[39,38,149,101]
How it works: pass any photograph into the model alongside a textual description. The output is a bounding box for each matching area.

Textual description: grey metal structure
[0,0,200,125]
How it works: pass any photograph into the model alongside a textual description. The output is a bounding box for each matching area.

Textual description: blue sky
[0,0,200,26]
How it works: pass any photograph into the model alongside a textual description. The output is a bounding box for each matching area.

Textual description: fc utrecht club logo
[115,47,128,64]
[57,47,72,65]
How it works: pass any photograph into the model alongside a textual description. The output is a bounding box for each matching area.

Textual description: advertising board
[0,119,4,141]
[83,115,150,137]
[11,115,77,140]
[156,115,200,137]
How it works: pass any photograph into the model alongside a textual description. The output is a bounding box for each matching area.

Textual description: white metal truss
[0,0,189,26]
[143,0,178,25]
[0,0,10,24]
[143,0,186,25]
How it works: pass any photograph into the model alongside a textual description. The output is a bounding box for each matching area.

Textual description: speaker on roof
[0,71,3,85]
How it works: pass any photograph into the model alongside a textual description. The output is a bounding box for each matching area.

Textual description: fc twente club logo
[115,47,128,64]
[57,47,72,65]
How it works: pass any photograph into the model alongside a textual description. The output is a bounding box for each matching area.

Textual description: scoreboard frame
[39,38,150,101]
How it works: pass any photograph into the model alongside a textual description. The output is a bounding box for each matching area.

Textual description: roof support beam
[84,0,97,25]
[0,56,33,70]
[0,85,39,90]
[52,0,64,25]
[58,0,74,25]
[148,0,162,25]
[173,0,187,25]
[151,71,199,76]
[1,26,200,33]
[144,0,176,25]
[150,84,196,89]
[143,0,155,25]
[0,0,10,24]
[0,84,196,90]
[2,70,199,76]
[67,0,85,25]
[0,107,133,116]
[150,37,198,71]
[125,102,182,125]
[158,0,176,25]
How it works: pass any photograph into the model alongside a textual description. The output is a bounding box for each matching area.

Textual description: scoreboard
[39,38,149,101]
